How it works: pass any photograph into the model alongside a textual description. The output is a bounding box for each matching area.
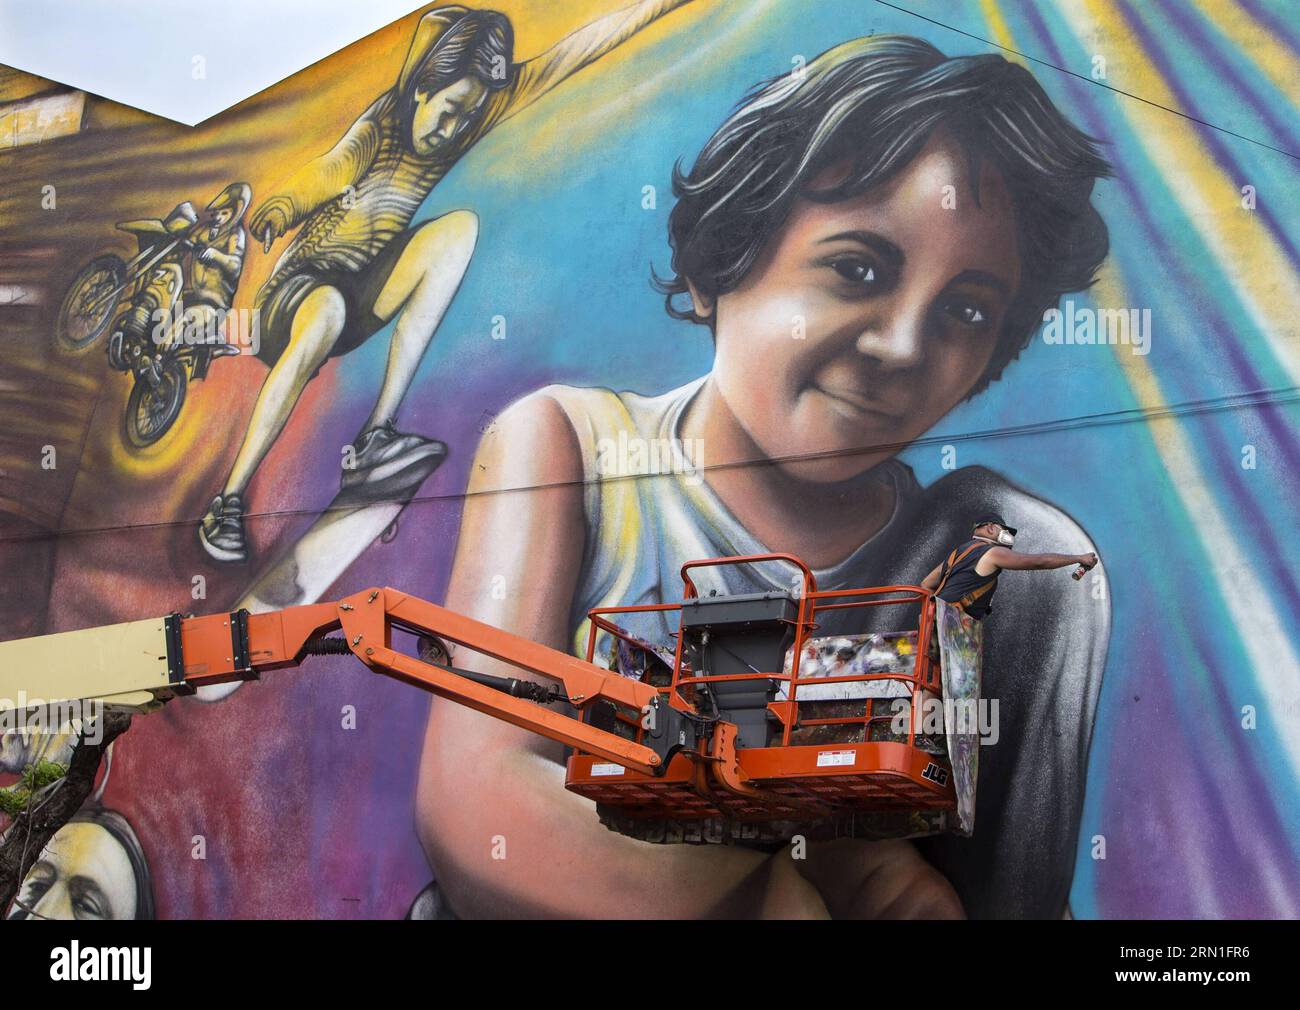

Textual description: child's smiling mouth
[810,383,905,426]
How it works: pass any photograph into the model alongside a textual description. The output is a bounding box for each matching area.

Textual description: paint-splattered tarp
[779,628,941,751]
[934,600,983,836]
[777,604,982,837]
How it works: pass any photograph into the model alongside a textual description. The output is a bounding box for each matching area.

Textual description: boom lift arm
[1,555,960,827]
[0,587,702,778]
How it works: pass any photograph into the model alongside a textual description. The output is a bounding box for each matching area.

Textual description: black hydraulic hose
[302,636,352,656]
[439,663,566,705]
[303,636,564,704]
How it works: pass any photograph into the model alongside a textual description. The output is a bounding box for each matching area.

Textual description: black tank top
[936,539,1000,619]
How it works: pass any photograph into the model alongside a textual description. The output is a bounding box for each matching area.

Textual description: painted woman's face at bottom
[702,131,1023,484]
[8,822,137,920]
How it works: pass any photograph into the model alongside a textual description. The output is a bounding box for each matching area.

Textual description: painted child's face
[699,131,1022,483]
[410,77,488,156]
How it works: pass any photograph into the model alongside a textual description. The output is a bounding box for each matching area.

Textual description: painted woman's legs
[336,210,476,501]
[365,209,479,430]
[199,210,477,564]
[225,285,347,497]
[199,285,345,564]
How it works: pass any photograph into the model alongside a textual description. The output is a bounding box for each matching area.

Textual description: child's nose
[854,308,926,370]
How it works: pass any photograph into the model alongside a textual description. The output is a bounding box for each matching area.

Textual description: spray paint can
[1072,564,1088,581]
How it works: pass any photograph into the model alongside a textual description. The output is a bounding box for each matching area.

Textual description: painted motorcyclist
[181,182,251,359]
[115,183,250,361]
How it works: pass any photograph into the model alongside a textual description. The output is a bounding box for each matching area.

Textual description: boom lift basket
[566,554,957,833]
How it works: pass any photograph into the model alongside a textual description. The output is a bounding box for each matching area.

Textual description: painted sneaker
[339,420,447,502]
[198,493,248,564]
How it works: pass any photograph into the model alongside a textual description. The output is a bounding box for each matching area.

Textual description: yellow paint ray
[1059,0,1300,386]
[1188,0,1300,108]
[983,0,1300,913]
[490,0,770,179]
[978,0,1022,60]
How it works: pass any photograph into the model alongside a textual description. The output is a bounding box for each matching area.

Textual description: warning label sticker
[816,750,856,768]
[590,763,626,777]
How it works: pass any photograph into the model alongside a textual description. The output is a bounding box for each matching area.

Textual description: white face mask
[996,529,1015,547]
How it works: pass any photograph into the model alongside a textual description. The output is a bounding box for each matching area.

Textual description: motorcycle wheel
[124,357,187,448]
[56,254,127,352]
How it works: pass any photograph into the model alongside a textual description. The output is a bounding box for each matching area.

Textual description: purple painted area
[1091,553,1300,917]
[1185,622,1300,915]
[1017,3,1300,609]
[1019,0,1300,919]
[1124,2,1299,265]
[1237,0,1300,55]
[283,362,564,915]
[1098,638,1228,916]
[305,655,434,918]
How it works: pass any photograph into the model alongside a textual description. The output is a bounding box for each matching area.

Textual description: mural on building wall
[1,0,1297,919]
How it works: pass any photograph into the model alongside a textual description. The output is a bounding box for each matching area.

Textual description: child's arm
[796,837,964,919]
[494,0,697,128]
[415,390,827,918]
[247,98,383,249]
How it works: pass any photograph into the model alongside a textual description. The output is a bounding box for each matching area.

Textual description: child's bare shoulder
[469,387,588,490]
[493,385,580,432]
[919,465,1095,552]
[915,465,1108,639]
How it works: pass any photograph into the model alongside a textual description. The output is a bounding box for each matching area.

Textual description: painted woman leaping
[200,1,698,563]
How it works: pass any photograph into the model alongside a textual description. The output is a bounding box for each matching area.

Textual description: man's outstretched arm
[497,0,697,125]
[984,547,1098,572]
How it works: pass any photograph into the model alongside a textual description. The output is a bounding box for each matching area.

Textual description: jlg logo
[921,762,949,787]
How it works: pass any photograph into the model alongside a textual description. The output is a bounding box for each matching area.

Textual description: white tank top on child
[543,377,924,661]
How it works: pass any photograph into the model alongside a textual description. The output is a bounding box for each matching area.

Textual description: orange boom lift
[0,554,956,827]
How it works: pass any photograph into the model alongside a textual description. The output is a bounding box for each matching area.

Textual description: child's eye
[941,298,991,328]
[828,256,892,292]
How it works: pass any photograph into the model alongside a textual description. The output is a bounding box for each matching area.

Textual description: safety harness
[934,540,999,614]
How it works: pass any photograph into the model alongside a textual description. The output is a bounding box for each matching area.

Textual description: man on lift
[920,515,1099,620]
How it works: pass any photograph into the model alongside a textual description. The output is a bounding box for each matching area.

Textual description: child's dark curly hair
[655,35,1112,395]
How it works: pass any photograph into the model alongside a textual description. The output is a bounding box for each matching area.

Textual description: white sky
[0,0,428,125]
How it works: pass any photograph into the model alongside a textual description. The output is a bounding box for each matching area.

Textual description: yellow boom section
[0,617,179,716]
